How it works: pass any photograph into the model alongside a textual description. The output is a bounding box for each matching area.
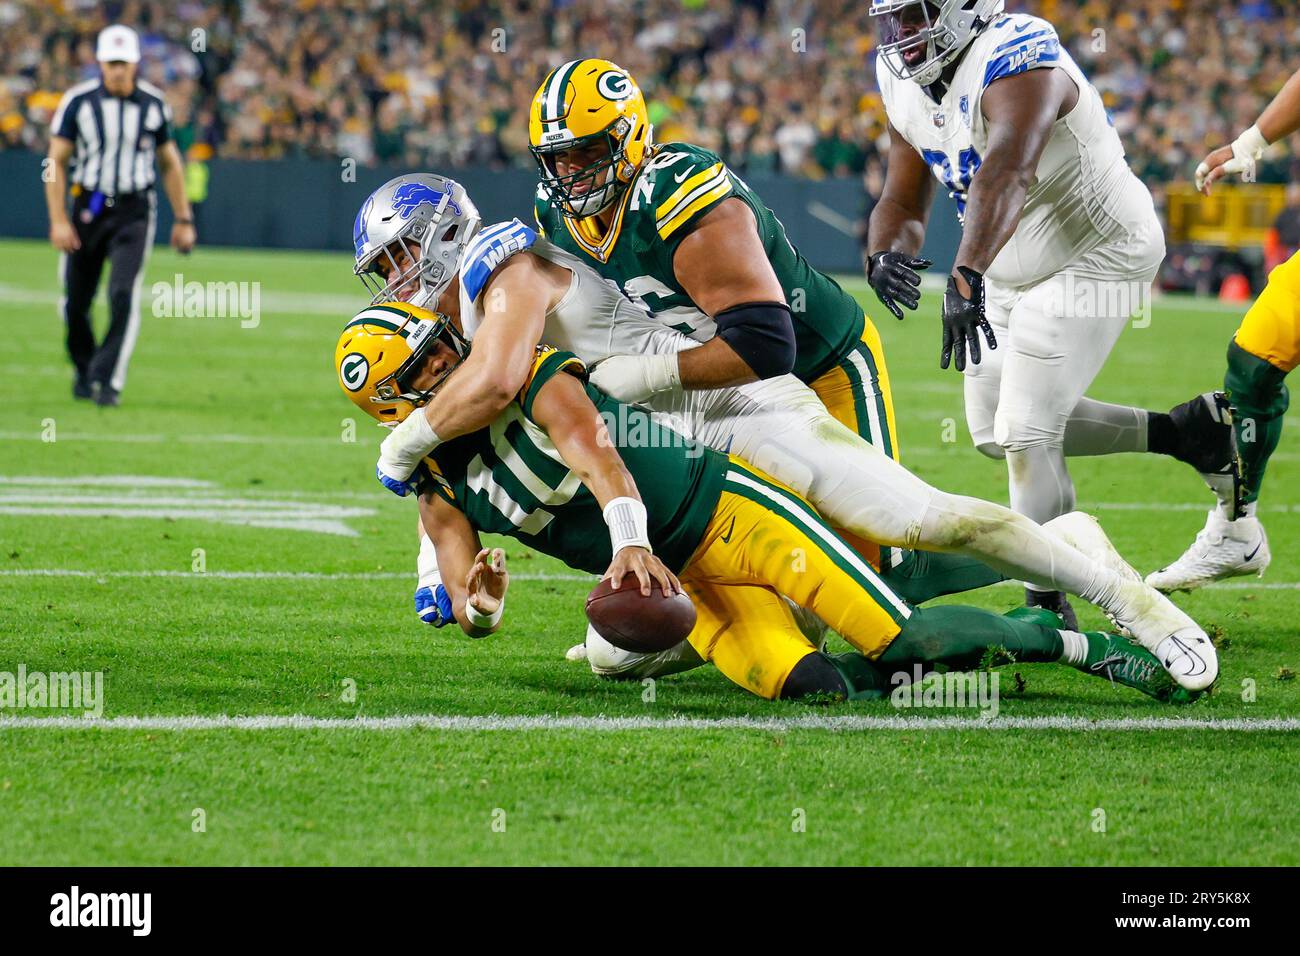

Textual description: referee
[44,24,196,407]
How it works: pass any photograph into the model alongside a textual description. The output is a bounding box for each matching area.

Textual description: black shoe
[95,385,120,407]
[1166,391,1237,474]
[1025,588,1078,630]
[73,375,93,400]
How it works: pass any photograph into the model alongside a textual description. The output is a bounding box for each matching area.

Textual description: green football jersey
[416,348,727,574]
[534,141,866,383]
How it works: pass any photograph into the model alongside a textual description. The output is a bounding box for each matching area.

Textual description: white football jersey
[457,219,696,361]
[877,12,1158,287]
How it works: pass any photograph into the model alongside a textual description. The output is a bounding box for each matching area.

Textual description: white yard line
[0,714,1295,732]
[0,568,592,582]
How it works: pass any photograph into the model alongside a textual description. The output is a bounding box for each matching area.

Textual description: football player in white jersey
[866,0,1238,627]
[349,172,1218,692]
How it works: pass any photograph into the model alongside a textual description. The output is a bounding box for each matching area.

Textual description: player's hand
[940,266,996,372]
[375,463,417,497]
[171,221,196,254]
[589,353,681,404]
[50,220,80,253]
[867,251,931,320]
[603,546,680,598]
[414,582,453,627]
[466,547,509,616]
[1195,126,1268,194]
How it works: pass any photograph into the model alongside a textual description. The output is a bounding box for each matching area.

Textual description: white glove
[588,353,682,404]
[376,410,440,496]
[1195,125,1269,191]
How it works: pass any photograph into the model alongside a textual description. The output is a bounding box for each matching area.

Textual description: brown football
[585,575,697,653]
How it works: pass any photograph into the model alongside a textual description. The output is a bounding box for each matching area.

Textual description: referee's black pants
[62,190,154,393]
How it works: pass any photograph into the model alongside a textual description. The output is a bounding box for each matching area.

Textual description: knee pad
[778,651,848,702]
[1226,340,1290,420]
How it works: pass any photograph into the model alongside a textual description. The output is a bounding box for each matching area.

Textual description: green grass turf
[1,236,1297,865]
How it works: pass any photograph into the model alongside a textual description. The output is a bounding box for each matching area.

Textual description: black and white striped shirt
[51,78,173,196]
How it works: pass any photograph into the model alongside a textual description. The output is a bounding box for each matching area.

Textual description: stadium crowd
[2,0,1297,185]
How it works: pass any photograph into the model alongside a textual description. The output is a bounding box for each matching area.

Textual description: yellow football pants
[808,317,900,566]
[809,318,900,459]
[1235,250,1300,373]
[678,458,912,700]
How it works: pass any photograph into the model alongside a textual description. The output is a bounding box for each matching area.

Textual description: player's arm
[936,68,1073,372]
[589,198,795,401]
[671,198,794,388]
[423,254,554,436]
[378,253,557,488]
[1198,67,1300,194]
[44,136,79,253]
[529,371,682,597]
[865,122,936,319]
[955,68,1073,281]
[417,490,507,637]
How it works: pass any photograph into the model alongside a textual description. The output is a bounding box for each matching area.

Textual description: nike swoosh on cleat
[1244,542,1262,561]
[1163,635,1208,676]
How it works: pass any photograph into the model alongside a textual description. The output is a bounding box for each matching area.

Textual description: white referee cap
[96,25,141,64]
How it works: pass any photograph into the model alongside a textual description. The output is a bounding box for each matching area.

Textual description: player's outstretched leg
[875,605,1186,703]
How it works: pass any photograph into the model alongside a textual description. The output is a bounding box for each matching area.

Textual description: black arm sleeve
[713,301,796,380]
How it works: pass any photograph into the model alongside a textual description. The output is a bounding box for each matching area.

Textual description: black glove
[940,266,996,372]
[867,251,932,320]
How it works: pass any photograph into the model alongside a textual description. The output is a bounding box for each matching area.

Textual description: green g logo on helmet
[596,70,633,102]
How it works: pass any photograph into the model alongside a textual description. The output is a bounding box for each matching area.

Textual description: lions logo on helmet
[335,302,468,426]
[528,58,652,219]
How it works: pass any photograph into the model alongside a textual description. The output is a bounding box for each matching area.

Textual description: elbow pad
[713,301,797,379]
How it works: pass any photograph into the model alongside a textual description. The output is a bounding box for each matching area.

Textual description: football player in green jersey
[335,301,1192,704]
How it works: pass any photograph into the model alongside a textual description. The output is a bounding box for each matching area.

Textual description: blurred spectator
[1,0,1296,189]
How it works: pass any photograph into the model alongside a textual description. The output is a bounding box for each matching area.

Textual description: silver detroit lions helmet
[871,0,1005,87]
[352,173,482,310]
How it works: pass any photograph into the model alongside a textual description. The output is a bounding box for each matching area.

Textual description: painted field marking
[0,714,1295,732]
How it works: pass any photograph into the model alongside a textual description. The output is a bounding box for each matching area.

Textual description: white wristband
[466,597,503,629]
[646,353,682,394]
[604,496,652,555]
[380,410,441,474]
[417,532,441,590]
[1234,124,1270,161]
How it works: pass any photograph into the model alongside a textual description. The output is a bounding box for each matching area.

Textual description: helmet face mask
[871,0,1005,87]
[353,173,482,311]
[336,303,470,427]
[533,128,626,219]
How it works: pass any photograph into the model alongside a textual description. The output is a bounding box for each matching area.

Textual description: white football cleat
[1146,508,1271,593]
[564,642,588,662]
[1046,512,1218,691]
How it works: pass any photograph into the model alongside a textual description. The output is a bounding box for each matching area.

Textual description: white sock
[1058,629,1089,666]
[1064,399,1149,456]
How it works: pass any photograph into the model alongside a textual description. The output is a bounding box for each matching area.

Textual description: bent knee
[993,405,1066,453]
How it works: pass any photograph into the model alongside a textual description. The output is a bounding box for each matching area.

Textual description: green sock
[1225,340,1289,505]
[881,549,1006,604]
[878,605,1063,672]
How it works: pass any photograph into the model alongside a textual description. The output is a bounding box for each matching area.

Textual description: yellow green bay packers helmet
[529,58,652,218]
[335,301,467,425]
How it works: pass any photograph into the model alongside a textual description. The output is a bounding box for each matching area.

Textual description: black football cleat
[1024,587,1078,631]
[73,374,94,400]
[95,385,121,407]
